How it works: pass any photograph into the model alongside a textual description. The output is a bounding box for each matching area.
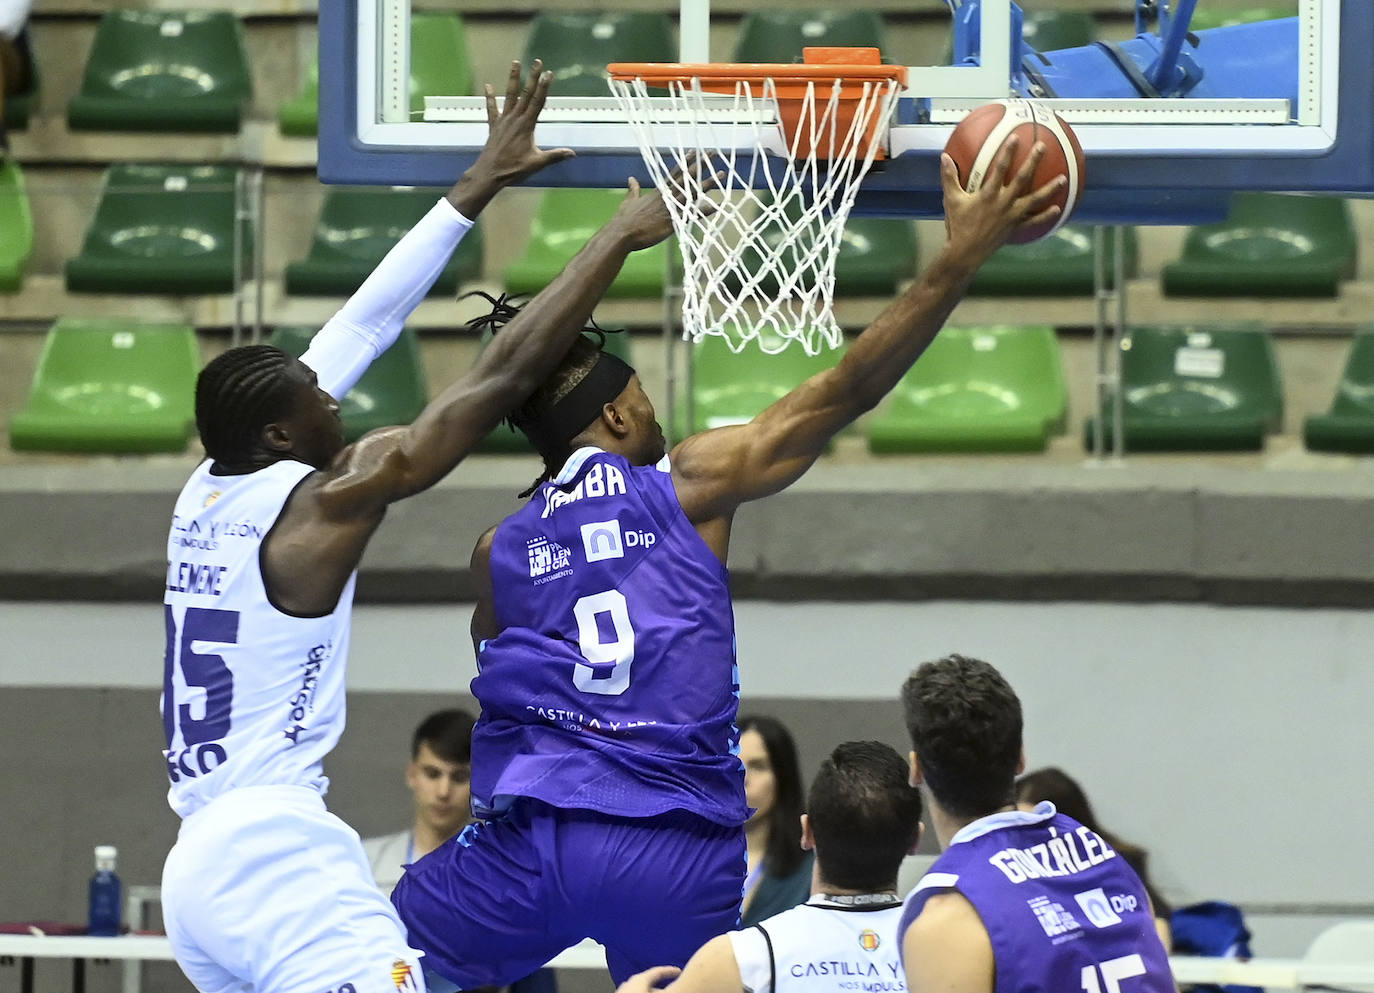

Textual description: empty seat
[3,30,37,131]
[271,326,427,441]
[67,11,251,133]
[969,225,1137,296]
[681,330,844,436]
[1303,331,1374,453]
[66,164,245,295]
[9,319,199,453]
[285,188,482,297]
[1084,324,1282,452]
[866,325,1066,453]
[737,204,918,298]
[0,161,34,292]
[523,12,673,97]
[278,13,472,138]
[1020,10,1097,52]
[504,189,668,298]
[1303,920,1374,993]
[733,10,885,63]
[1162,193,1356,298]
[477,328,634,453]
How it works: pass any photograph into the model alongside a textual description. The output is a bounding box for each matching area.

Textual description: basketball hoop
[608,48,907,355]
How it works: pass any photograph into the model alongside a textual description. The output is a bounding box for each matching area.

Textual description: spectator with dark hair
[0,0,33,151]
[738,715,812,926]
[1016,766,1173,950]
[364,709,477,893]
[614,740,923,993]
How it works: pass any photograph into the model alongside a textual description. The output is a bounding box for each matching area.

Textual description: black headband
[522,351,636,458]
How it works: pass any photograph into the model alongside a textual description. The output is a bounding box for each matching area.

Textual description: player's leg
[163,787,426,993]
[392,799,583,991]
[580,809,746,984]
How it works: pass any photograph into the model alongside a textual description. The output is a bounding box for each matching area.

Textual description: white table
[0,934,608,993]
[5,938,1374,993]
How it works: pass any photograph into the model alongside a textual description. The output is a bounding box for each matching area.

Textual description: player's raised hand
[940,136,1064,258]
[610,154,724,252]
[471,59,576,186]
[614,966,681,993]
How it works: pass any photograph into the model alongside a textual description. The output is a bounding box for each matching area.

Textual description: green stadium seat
[1084,324,1283,452]
[969,225,1137,296]
[1188,7,1296,30]
[1162,194,1356,298]
[680,329,843,436]
[523,12,674,97]
[505,189,667,298]
[270,326,428,441]
[1303,330,1374,453]
[65,164,245,295]
[285,188,482,297]
[476,328,634,453]
[1020,11,1097,51]
[866,326,1066,453]
[67,12,251,133]
[733,10,885,63]
[0,161,35,292]
[278,13,472,138]
[4,31,38,131]
[9,319,199,453]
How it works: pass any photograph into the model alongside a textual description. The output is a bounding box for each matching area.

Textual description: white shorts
[0,0,31,41]
[162,785,426,993]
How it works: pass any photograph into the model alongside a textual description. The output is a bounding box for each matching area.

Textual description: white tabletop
[1,937,1371,988]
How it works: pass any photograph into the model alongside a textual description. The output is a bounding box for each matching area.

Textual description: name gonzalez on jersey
[989,824,1119,884]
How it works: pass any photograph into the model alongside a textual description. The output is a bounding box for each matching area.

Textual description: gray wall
[3,598,1372,964]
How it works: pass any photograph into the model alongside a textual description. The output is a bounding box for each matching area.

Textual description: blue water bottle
[87,845,121,936]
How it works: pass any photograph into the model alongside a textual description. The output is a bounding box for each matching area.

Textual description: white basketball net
[608,74,903,355]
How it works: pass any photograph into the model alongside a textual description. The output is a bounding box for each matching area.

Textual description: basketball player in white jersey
[158,62,685,993]
[615,741,923,993]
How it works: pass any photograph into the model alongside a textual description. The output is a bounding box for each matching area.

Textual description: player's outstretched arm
[903,892,996,993]
[670,138,1063,529]
[300,60,574,401]
[613,936,743,993]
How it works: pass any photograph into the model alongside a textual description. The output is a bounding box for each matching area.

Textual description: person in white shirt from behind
[364,709,476,894]
[616,741,923,993]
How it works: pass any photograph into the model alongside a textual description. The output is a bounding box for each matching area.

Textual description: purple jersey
[470,447,747,826]
[900,804,1173,993]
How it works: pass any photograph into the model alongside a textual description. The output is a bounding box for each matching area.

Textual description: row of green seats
[10,321,1374,456]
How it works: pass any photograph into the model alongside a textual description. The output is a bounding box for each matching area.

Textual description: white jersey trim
[948,801,1058,846]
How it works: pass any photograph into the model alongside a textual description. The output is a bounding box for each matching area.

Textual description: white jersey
[161,458,356,818]
[728,895,907,993]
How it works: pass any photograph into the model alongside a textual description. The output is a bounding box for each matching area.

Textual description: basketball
[944,99,1085,244]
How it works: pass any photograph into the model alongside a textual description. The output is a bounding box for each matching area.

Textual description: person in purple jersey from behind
[897,655,1176,993]
[391,141,1066,991]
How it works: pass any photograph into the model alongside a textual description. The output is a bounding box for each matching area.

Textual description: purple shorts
[392,798,745,988]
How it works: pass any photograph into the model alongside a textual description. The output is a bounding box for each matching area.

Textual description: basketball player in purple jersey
[898,655,1175,993]
[391,142,1067,988]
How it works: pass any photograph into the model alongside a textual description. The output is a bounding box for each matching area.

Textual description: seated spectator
[1016,766,1174,950]
[363,708,476,893]
[0,0,33,151]
[738,714,814,926]
[614,741,923,993]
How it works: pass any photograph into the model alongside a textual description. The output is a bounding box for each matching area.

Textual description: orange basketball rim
[609,47,909,161]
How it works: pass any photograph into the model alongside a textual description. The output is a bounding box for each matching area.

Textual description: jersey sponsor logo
[169,516,267,552]
[527,536,574,584]
[1028,894,1083,940]
[540,461,627,518]
[282,642,329,744]
[1075,887,1133,927]
[203,490,222,508]
[390,960,419,993]
[164,742,229,782]
[580,519,657,562]
[859,929,881,951]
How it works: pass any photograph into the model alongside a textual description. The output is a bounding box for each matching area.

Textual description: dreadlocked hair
[463,291,622,498]
[195,345,299,465]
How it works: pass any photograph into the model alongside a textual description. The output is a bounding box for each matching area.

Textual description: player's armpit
[903,892,995,993]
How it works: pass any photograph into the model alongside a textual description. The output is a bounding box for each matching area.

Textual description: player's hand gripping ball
[944,99,1085,243]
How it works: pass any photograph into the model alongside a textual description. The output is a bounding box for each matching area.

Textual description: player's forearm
[834,241,984,413]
